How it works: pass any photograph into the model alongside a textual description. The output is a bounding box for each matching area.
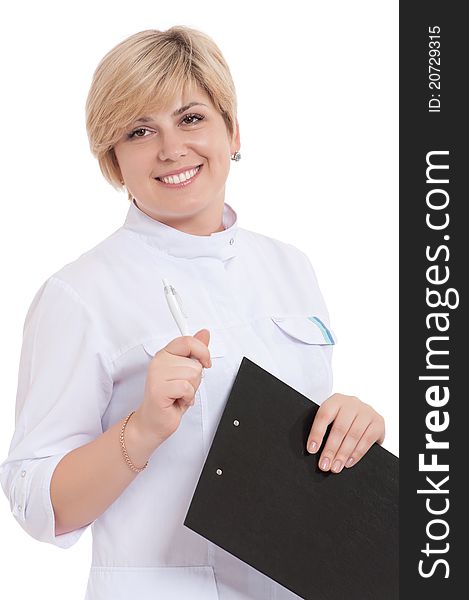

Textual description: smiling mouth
[155,165,202,187]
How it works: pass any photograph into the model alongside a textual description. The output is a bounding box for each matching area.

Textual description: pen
[162,278,190,335]
[162,279,205,378]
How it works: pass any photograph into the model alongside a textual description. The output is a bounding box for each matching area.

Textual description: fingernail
[308,442,317,453]
[332,460,342,473]
[345,457,354,468]
[320,457,330,471]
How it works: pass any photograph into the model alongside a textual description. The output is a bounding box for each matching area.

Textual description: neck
[133,199,226,236]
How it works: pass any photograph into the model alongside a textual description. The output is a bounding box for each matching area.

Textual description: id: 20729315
[428,25,441,113]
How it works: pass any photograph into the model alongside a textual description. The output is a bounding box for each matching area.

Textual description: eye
[127,127,152,140]
[181,113,204,125]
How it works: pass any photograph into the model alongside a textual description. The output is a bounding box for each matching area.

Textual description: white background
[0,1,398,598]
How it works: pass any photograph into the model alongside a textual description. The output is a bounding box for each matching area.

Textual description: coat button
[229,238,235,245]
[21,470,26,477]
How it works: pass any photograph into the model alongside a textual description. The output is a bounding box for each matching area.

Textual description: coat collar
[123,199,238,260]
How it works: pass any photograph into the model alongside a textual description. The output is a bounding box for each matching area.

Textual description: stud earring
[231,151,241,161]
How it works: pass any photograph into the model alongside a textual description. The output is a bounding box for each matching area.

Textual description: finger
[163,362,203,387]
[344,421,383,467]
[164,379,196,410]
[327,414,371,473]
[165,353,206,377]
[318,409,357,471]
[193,328,210,347]
[164,335,212,368]
[193,330,211,376]
[164,355,203,381]
[306,403,340,455]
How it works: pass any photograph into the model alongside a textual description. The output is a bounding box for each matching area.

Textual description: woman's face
[113,84,240,235]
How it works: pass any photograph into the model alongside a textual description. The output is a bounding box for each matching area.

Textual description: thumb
[193,328,210,348]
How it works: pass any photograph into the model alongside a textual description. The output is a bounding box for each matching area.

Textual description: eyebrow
[134,102,208,124]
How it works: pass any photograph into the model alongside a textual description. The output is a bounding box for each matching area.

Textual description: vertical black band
[400,2,465,596]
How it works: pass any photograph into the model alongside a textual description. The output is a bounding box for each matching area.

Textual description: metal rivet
[21,470,26,477]
[216,469,223,476]
[233,420,239,426]
[229,238,235,245]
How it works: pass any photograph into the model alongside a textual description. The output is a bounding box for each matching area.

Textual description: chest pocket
[271,315,336,345]
[269,315,336,403]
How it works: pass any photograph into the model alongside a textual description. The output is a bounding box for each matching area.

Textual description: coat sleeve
[0,276,113,548]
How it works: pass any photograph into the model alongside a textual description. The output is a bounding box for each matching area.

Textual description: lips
[155,164,203,188]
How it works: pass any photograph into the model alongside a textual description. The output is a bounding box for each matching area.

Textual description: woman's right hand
[132,329,212,450]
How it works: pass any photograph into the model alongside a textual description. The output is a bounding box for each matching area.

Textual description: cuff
[4,454,90,549]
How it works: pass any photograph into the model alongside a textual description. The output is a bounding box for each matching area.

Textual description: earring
[231,151,241,161]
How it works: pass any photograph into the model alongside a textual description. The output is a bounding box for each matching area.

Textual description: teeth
[160,166,199,184]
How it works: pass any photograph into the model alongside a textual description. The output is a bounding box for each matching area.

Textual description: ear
[231,117,241,153]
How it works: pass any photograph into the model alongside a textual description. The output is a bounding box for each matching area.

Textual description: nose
[157,129,187,162]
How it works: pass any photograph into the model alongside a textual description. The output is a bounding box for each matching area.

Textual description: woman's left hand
[306,393,385,473]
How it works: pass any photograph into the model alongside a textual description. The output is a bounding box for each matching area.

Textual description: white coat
[0,200,336,599]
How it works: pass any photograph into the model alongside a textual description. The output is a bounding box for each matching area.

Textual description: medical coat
[0,200,335,599]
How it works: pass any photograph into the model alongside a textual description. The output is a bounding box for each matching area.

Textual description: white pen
[162,279,205,378]
[162,278,190,336]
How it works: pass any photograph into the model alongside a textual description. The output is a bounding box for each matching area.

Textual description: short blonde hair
[85,26,238,200]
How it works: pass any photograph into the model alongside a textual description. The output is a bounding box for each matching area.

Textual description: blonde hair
[85,26,238,200]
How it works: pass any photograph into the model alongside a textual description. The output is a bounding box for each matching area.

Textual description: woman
[0,26,384,599]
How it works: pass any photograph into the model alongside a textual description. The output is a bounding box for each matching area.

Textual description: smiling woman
[0,24,387,600]
[85,28,240,234]
[112,83,239,234]
[86,28,238,189]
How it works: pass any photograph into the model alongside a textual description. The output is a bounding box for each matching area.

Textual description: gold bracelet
[119,411,149,473]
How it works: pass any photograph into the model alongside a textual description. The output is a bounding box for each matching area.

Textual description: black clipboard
[184,357,398,600]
